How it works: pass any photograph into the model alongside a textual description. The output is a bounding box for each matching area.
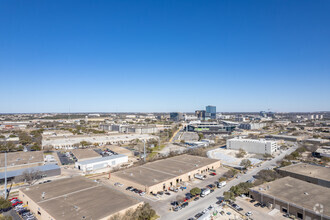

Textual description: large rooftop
[20,177,141,220]
[0,151,44,168]
[250,177,330,216]
[71,149,101,161]
[278,163,330,182]
[112,154,219,187]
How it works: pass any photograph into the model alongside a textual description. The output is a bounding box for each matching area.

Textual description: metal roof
[0,164,60,179]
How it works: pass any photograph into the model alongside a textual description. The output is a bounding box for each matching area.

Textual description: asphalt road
[158,144,298,220]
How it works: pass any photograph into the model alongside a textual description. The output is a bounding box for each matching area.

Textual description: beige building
[111,154,221,194]
[18,177,143,220]
[106,146,134,158]
[277,163,330,188]
[0,151,44,172]
[71,148,102,161]
[249,177,330,220]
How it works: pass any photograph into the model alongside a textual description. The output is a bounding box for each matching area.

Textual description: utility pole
[4,152,7,199]
[143,140,146,162]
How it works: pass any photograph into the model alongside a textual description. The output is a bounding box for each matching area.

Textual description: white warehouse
[226,138,278,155]
[75,154,128,173]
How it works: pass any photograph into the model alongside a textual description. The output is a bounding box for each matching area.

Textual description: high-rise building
[206,105,216,120]
[195,110,206,120]
[170,112,184,121]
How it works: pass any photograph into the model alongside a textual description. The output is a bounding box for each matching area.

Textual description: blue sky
[1,0,330,113]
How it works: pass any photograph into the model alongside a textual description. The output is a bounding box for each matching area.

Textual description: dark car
[181,202,189,208]
[254,203,261,207]
[210,189,215,193]
[237,208,243,211]
[126,186,132,191]
[165,192,171,195]
[171,201,179,206]
[194,197,199,201]
[260,203,266,208]
[250,199,256,203]
[195,213,203,218]
[158,191,164,195]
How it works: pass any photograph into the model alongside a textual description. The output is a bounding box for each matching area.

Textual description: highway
[158,144,298,220]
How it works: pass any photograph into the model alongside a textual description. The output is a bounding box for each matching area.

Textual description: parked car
[181,202,189,208]
[254,203,261,207]
[194,197,199,201]
[209,172,216,176]
[165,192,171,195]
[245,211,253,216]
[126,186,133,191]
[250,199,256,203]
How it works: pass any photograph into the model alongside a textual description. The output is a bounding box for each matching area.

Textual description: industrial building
[111,155,220,194]
[18,177,143,220]
[277,163,330,188]
[0,151,45,172]
[0,164,61,184]
[314,146,330,158]
[266,134,307,142]
[106,146,134,158]
[249,177,330,220]
[75,154,128,173]
[71,148,102,161]
[226,138,279,155]
[42,133,156,149]
[99,124,158,134]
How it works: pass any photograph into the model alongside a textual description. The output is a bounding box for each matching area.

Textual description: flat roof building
[71,148,102,161]
[250,177,330,220]
[226,138,279,155]
[75,154,128,173]
[111,154,220,194]
[0,151,44,172]
[42,133,157,149]
[277,163,330,188]
[19,177,143,220]
[266,134,307,142]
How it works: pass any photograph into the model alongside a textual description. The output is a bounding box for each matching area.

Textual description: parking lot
[234,196,287,220]
[7,197,37,220]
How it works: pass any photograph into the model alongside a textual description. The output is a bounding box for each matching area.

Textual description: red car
[210,172,216,176]
[12,201,23,206]
[9,197,17,201]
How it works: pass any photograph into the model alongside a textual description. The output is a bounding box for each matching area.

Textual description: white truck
[194,174,205,180]
[201,188,210,197]
[217,181,226,188]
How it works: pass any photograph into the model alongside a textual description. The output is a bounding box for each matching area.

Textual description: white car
[245,211,253,216]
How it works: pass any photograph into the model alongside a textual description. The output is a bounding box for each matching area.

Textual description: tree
[223,191,236,201]
[229,182,253,196]
[0,197,12,212]
[254,170,281,183]
[15,169,43,185]
[31,144,41,151]
[190,187,201,196]
[280,160,292,167]
[18,132,32,145]
[223,169,238,178]
[198,133,204,141]
[136,203,156,220]
[236,148,246,158]
[240,159,251,168]
[219,177,227,182]
[263,153,272,159]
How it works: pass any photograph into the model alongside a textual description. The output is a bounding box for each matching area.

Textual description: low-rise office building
[277,163,330,188]
[75,154,128,173]
[239,123,267,130]
[226,138,278,155]
[19,177,143,220]
[100,124,158,134]
[249,177,330,220]
[111,154,220,194]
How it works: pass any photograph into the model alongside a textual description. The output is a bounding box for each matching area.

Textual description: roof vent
[304,192,309,195]
[41,192,45,199]
[130,173,133,176]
